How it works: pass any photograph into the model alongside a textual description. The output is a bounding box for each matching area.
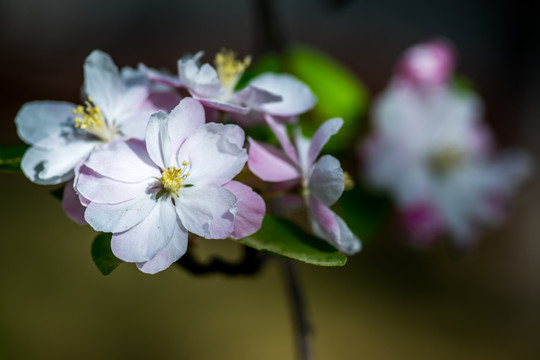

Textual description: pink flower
[248,115,361,255]
[76,98,264,273]
[363,72,531,247]
[395,38,455,87]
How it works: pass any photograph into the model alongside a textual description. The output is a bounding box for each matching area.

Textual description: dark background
[1,0,540,359]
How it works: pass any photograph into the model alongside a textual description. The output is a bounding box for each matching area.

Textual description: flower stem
[283,260,313,360]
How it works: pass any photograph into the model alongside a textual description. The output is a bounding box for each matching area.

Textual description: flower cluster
[15,49,357,273]
[363,39,531,247]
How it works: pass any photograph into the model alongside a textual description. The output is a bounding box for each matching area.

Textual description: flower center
[72,97,116,141]
[159,162,190,197]
[428,146,464,175]
[214,49,251,97]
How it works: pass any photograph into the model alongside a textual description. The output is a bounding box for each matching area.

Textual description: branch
[176,245,267,276]
[283,260,314,360]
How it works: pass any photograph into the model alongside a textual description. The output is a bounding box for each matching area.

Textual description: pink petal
[84,139,160,183]
[197,98,250,114]
[62,179,87,225]
[307,118,343,169]
[111,200,178,262]
[223,181,266,239]
[401,202,445,246]
[145,91,182,113]
[175,185,237,239]
[265,115,298,164]
[138,63,183,88]
[309,155,344,206]
[247,138,300,182]
[396,38,456,87]
[136,219,188,274]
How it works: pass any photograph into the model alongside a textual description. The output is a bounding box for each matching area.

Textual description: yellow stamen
[428,146,463,175]
[160,162,190,195]
[343,172,355,191]
[72,97,114,141]
[214,49,251,95]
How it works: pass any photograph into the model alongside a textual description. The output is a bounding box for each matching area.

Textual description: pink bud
[396,39,456,87]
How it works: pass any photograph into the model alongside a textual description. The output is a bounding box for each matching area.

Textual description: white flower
[15,50,179,185]
[76,98,264,273]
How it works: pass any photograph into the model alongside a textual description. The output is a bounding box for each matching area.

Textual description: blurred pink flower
[396,38,455,87]
[76,98,264,273]
[248,115,361,255]
[363,59,531,247]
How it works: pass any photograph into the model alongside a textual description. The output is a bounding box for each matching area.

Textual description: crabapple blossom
[363,48,530,247]
[395,38,455,87]
[76,98,265,273]
[15,50,180,186]
[177,50,280,114]
[248,115,361,255]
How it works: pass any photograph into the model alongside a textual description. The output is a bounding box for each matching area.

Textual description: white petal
[21,140,97,185]
[178,123,247,186]
[84,50,123,121]
[15,101,76,148]
[136,219,188,274]
[84,139,160,183]
[197,98,250,114]
[146,111,172,169]
[178,58,222,98]
[309,155,344,206]
[167,98,206,158]
[309,195,361,255]
[248,73,317,116]
[175,185,237,239]
[111,200,178,262]
[77,166,153,204]
[235,85,282,109]
[84,192,156,233]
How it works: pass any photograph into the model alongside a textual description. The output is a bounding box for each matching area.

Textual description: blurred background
[1,0,540,359]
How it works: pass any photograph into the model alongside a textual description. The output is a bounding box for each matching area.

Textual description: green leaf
[0,145,28,172]
[238,216,347,266]
[91,233,122,275]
